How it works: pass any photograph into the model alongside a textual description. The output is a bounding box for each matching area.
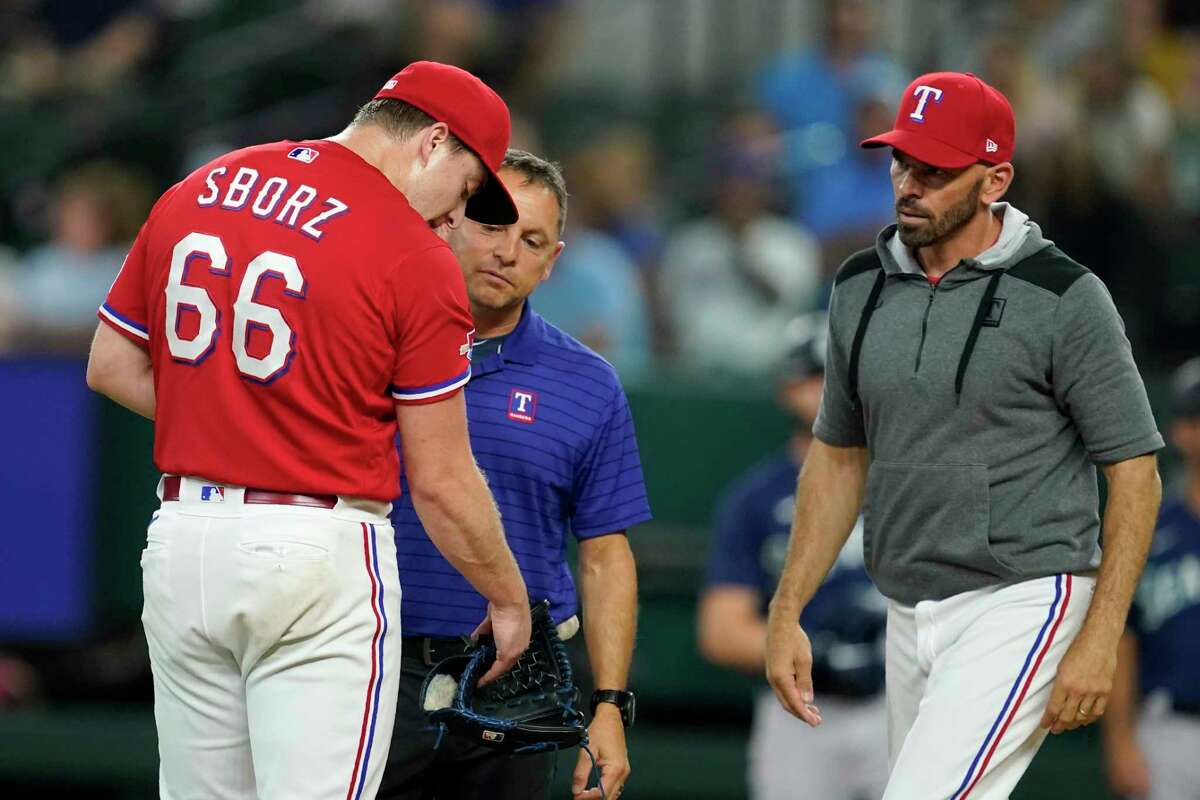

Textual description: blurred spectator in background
[0,0,161,101]
[9,161,152,354]
[531,224,652,381]
[1103,357,1200,800]
[803,89,900,274]
[1020,35,1175,351]
[660,112,821,378]
[1076,40,1174,210]
[753,0,903,257]
[698,315,887,800]
[331,0,575,110]
[533,128,656,378]
[978,30,1078,217]
[566,124,665,274]
[1168,34,1200,216]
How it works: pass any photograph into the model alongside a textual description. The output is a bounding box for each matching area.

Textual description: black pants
[377,654,555,800]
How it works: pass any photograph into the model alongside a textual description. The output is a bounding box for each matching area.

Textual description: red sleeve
[98,224,152,348]
[389,245,475,405]
[97,183,179,348]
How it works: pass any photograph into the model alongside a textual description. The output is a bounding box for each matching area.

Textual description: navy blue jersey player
[1104,357,1200,800]
[379,151,651,800]
[698,316,888,800]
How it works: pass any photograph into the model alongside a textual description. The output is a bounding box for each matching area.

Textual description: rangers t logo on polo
[508,389,537,423]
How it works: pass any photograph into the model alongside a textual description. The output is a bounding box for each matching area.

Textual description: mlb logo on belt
[200,485,225,502]
[287,147,319,164]
[508,389,538,424]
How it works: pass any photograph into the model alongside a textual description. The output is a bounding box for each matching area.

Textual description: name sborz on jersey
[196,165,349,241]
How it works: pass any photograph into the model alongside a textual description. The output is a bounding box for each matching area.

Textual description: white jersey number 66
[165,231,306,383]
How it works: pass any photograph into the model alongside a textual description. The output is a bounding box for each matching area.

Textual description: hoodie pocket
[863,461,1018,601]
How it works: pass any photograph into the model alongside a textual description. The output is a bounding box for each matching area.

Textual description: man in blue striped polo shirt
[378,150,651,800]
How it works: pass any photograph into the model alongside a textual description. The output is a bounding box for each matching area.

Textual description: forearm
[697,602,767,674]
[411,466,526,606]
[86,323,155,419]
[769,441,868,619]
[1082,455,1162,647]
[578,535,638,689]
[102,366,155,419]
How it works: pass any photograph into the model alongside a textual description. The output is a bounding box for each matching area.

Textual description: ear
[539,241,566,284]
[418,122,453,166]
[982,162,1014,204]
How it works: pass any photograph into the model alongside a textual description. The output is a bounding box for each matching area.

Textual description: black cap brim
[465,164,518,225]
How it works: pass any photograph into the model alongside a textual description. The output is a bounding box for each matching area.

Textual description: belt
[401,636,474,667]
[162,475,338,509]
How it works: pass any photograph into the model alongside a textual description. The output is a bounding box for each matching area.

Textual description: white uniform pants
[884,573,1094,800]
[1138,693,1200,800]
[749,690,889,800]
[142,476,401,800]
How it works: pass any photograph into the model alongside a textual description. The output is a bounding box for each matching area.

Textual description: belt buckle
[422,637,434,667]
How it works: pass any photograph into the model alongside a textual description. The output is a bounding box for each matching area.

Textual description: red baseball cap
[374,61,518,224]
[861,72,1015,169]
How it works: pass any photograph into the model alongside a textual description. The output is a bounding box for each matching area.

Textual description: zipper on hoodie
[914,280,937,372]
[912,261,967,373]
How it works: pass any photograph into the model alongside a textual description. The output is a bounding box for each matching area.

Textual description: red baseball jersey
[100,140,475,501]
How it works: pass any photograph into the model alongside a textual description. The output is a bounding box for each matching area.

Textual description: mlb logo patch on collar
[200,485,226,502]
[508,389,538,424]
[287,147,319,164]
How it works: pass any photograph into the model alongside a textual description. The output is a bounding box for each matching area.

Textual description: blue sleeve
[570,385,652,539]
[704,484,763,589]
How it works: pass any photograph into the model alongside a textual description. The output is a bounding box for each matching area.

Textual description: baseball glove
[420,599,588,755]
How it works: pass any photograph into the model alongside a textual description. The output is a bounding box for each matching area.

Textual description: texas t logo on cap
[862,71,1015,168]
[909,85,944,122]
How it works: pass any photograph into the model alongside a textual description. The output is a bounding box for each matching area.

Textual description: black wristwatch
[590,689,636,728]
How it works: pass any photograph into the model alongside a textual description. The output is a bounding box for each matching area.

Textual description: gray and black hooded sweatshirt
[814,203,1164,606]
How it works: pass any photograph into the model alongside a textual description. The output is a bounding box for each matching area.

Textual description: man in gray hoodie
[765,71,1164,799]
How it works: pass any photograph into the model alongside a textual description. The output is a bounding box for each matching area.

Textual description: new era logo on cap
[861,71,1015,168]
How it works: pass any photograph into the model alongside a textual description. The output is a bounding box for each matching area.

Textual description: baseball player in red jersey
[85,61,532,800]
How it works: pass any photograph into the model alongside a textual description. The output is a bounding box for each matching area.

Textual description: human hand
[765,613,822,727]
[572,703,629,799]
[1040,631,1117,734]
[473,599,531,686]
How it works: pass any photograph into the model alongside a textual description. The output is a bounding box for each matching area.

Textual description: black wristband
[590,689,636,728]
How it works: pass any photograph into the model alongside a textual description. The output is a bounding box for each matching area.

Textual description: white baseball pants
[884,573,1095,799]
[749,690,889,800]
[141,476,401,800]
[1138,692,1200,800]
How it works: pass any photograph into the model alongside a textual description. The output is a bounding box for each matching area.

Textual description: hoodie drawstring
[954,272,1003,400]
[849,269,887,408]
